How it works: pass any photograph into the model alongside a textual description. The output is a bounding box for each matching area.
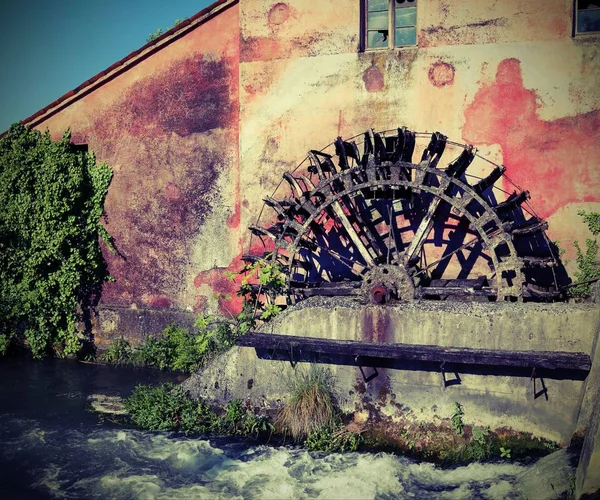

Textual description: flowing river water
[0,358,575,499]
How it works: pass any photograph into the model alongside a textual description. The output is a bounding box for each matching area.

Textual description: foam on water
[1,420,561,499]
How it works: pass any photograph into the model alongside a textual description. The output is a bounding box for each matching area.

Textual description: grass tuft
[276,365,337,441]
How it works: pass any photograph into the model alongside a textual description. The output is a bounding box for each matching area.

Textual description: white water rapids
[0,359,575,499]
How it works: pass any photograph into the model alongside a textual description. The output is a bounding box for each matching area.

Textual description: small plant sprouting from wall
[0,124,112,358]
[451,402,465,436]
[146,18,184,42]
[229,255,286,330]
[569,210,600,298]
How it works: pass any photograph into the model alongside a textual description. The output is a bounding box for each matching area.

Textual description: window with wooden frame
[575,0,600,34]
[364,0,417,50]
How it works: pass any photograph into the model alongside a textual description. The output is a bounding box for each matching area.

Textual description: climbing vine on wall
[0,124,113,358]
[569,210,600,298]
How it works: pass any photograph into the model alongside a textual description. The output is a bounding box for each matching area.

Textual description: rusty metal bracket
[355,356,379,383]
[531,367,548,400]
[441,361,461,388]
[287,345,298,368]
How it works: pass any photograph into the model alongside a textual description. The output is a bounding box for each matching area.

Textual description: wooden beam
[236,332,591,372]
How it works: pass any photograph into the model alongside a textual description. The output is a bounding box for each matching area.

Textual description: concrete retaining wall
[183,299,600,444]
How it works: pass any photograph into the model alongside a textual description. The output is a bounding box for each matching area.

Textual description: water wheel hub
[362,265,416,304]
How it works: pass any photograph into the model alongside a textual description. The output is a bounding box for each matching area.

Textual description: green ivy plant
[0,124,112,358]
[569,210,600,298]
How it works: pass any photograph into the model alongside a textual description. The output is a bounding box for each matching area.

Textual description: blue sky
[0,0,214,132]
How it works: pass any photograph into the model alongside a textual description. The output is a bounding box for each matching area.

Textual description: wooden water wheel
[246,128,562,304]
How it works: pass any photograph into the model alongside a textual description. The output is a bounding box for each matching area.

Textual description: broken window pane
[368,30,389,48]
[364,0,418,50]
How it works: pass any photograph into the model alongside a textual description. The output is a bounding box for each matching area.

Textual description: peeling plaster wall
[233,0,600,309]
[34,5,241,325]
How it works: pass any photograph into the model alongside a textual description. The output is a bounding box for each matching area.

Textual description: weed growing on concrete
[276,365,337,441]
[451,402,465,435]
[567,473,576,498]
[232,255,286,330]
[125,383,214,433]
[472,426,490,444]
[100,338,132,365]
[100,316,242,373]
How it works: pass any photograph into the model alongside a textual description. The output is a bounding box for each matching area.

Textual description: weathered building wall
[196,0,600,315]
[24,0,600,328]
[30,3,241,333]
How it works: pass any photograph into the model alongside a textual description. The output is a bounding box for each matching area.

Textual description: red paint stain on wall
[428,61,455,87]
[268,3,290,26]
[193,240,267,315]
[143,295,172,309]
[194,264,244,315]
[227,199,241,229]
[463,58,600,219]
[165,182,183,202]
[363,63,384,93]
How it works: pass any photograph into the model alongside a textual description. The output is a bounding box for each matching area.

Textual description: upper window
[364,0,417,50]
[576,1,600,34]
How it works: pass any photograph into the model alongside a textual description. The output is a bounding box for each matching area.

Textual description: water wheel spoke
[420,232,483,278]
[297,237,367,276]
[329,201,377,266]
[403,195,442,265]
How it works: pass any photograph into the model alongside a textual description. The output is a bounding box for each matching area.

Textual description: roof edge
[20,0,238,130]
